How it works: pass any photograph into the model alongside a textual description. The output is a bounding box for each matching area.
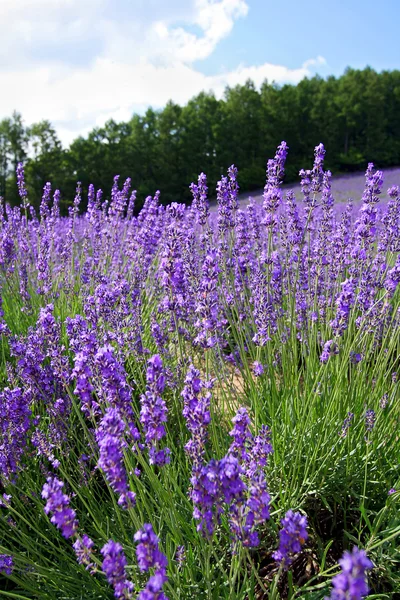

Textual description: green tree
[0,112,28,204]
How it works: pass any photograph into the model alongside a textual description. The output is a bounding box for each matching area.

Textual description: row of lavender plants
[0,143,399,599]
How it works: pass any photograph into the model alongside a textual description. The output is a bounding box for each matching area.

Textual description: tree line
[1,66,400,213]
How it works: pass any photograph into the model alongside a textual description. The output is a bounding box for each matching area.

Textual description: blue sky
[0,0,398,145]
[200,0,400,76]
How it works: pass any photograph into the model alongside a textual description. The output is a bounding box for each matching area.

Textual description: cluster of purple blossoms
[190,172,209,226]
[16,163,29,207]
[193,250,225,349]
[379,393,389,409]
[273,510,308,567]
[181,364,212,466]
[175,545,185,568]
[230,416,272,547]
[0,386,31,481]
[73,534,95,572]
[94,345,138,429]
[228,407,253,461]
[72,350,98,418]
[134,524,169,600]
[158,205,187,324]
[188,406,272,547]
[321,340,339,363]
[252,361,265,377]
[365,409,376,434]
[140,355,170,466]
[101,540,134,600]
[325,546,373,600]
[96,408,136,508]
[331,279,356,336]
[340,412,354,438]
[190,453,245,537]
[0,554,13,575]
[217,166,239,234]
[41,477,78,539]
[263,141,288,230]
[355,163,383,245]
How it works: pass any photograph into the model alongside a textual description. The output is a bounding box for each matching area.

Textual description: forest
[1,66,400,212]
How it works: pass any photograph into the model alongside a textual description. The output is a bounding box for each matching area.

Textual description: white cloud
[0,0,326,146]
[153,0,249,63]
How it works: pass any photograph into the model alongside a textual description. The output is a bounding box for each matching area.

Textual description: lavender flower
[263,141,288,230]
[182,364,211,466]
[194,250,225,348]
[0,554,13,575]
[273,510,308,567]
[190,173,209,226]
[252,361,265,377]
[101,540,133,600]
[331,279,356,336]
[320,340,339,363]
[41,477,78,539]
[73,534,95,572]
[96,408,136,508]
[379,394,389,409]
[340,412,354,438]
[0,387,31,480]
[140,355,170,466]
[134,524,169,600]
[190,455,245,536]
[325,546,372,600]
[16,163,29,207]
[365,409,375,434]
[228,407,253,461]
[175,545,185,568]
[190,412,272,549]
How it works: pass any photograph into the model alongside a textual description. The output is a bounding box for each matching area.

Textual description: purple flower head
[101,540,133,600]
[273,510,308,567]
[388,488,396,495]
[340,412,354,438]
[140,355,170,466]
[190,454,246,537]
[0,554,13,575]
[252,361,264,377]
[17,163,29,207]
[94,345,138,431]
[73,535,95,572]
[175,545,186,567]
[41,477,78,539]
[331,279,356,336]
[320,340,339,363]
[134,524,168,573]
[354,163,383,244]
[96,408,136,508]
[350,352,362,364]
[325,546,372,600]
[365,409,375,433]
[146,355,166,394]
[217,168,238,233]
[190,172,209,226]
[182,364,211,467]
[245,425,273,478]
[311,143,326,191]
[134,524,169,600]
[263,142,288,229]
[0,387,31,480]
[229,407,253,461]
[379,394,388,409]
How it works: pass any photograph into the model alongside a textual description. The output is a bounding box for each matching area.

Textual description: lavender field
[0,144,399,599]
